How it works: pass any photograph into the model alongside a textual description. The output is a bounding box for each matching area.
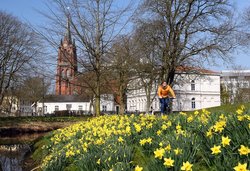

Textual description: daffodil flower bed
[37,105,250,171]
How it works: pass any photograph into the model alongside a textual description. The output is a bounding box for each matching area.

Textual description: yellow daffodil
[176,124,182,130]
[134,165,143,171]
[181,161,193,171]
[97,158,101,165]
[174,148,182,155]
[240,105,245,110]
[154,148,165,159]
[162,115,168,120]
[165,144,171,151]
[187,116,194,123]
[213,121,226,133]
[157,130,162,135]
[161,124,168,130]
[206,129,213,138]
[146,138,152,144]
[194,111,199,115]
[146,123,153,129]
[238,145,250,155]
[180,112,187,116]
[118,136,124,143]
[65,150,75,158]
[234,163,249,171]
[211,145,221,155]
[163,157,174,167]
[237,115,245,121]
[219,114,226,120]
[134,123,142,133]
[221,136,231,147]
[140,137,152,146]
[236,109,243,115]
[125,126,131,134]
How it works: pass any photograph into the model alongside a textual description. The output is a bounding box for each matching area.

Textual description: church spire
[64,15,72,44]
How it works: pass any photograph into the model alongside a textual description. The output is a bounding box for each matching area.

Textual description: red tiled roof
[175,66,219,75]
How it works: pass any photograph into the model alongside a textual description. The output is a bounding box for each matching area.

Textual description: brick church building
[55,18,78,95]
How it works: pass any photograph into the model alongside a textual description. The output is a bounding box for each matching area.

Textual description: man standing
[158,81,176,115]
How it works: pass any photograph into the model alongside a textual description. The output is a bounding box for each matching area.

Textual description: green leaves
[36,107,250,171]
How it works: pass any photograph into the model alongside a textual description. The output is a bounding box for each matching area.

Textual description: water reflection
[0,133,46,171]
[0,144,29,171]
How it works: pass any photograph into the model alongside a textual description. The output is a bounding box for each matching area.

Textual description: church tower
[56,17,78,95]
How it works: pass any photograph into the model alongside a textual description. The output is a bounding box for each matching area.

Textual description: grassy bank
[32,104,250,171]
[0,116,91,127]
[0,116,91,138]
[204,102,250,114]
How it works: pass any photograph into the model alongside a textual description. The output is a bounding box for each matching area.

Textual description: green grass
[0,116,91,127]
[204,102,250,114]
[34,103,250,171]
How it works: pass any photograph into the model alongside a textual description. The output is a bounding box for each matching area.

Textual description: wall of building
[127,73,221,112]
[35,94,115,115]
[221,70,250,103]
[36,102,91,115]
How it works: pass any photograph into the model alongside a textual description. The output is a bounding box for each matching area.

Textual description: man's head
[161,81,167,87]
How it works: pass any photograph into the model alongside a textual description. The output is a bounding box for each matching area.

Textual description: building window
[191,80,195,91]
[55,106,59,111]
[78,105,83,111]
[61,69,65,78]
[191,98,195,109]
[66,104,72,110]
[44,106,47,113]
[66,69,71,78]
[102,105,107,111]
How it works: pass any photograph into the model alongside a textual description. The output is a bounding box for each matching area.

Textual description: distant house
[33,94,116,115]
[0,96,33,116]
[221,70,250,103]
[127,68,221,112]
[0,96,19,116]
[19,100,33,116]
[33,95,90,115]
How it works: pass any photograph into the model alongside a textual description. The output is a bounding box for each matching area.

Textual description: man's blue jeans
[159,98,170,114]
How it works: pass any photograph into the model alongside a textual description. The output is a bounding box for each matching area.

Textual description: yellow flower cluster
[40,106,249,171]
[139,137,152,146]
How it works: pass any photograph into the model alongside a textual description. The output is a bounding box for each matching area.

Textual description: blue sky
[1,0,250,71]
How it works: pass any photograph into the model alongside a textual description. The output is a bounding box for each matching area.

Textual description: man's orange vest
[157,85,176,98]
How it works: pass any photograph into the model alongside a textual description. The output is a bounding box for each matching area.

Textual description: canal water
[0,133,46,171]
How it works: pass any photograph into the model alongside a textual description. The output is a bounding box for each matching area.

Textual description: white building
[221,70,250,103]
[127,69,221,112]
[34,94,116,115]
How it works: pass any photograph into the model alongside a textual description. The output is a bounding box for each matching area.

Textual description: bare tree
[18,76,50,114]
[132,23,161,113]
[41,0,134,116]
[108,35,137,115]
[136,0,238,85]
[0,11,41,112]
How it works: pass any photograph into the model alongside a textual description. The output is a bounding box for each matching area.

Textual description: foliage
[37,106,250,171]
[0,11,41,108]
[0,116,90,127]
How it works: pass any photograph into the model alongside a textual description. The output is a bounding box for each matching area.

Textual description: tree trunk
[119,85,125,115]
[166,68,176,85]
[95,74,101,116]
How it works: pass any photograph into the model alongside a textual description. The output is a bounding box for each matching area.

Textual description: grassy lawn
[0,116,92,135]
[32,103,250,171]
[206,102,250,113]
